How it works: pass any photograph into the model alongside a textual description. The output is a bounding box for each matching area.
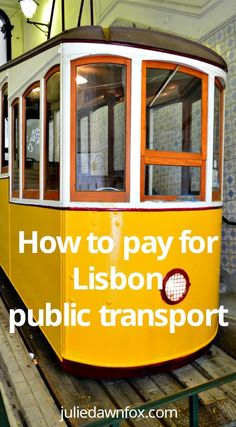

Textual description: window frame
[212,78,224,202]
[70,55,131,202]
[22,81,40,199]
[44,65,60,201]
[11,98,20,198]
[0,9,12,62]
[1,82,8,174]
[141,61,208,201]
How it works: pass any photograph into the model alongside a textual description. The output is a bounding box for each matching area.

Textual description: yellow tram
[0,26,227,375]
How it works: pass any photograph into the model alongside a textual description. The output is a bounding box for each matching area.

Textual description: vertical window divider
[130,59,142,205]
[40,78,44,201]
[61,58,70,206]
[201,73,208,201]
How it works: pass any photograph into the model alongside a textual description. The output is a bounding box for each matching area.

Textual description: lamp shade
[19,0,38,19]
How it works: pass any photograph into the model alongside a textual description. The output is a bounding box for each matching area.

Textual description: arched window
[70,56,131,202]
[0,9,12,66]
[44,65,60,200]
[12,99,20,197]
[23,82,40,199]
[1,83,8,173]
[212,79,223,201]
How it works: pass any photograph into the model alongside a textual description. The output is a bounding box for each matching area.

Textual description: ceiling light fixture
[18,0,50,37]
[19,0,38,19]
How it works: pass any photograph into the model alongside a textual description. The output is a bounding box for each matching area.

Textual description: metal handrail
[82,371,236,427]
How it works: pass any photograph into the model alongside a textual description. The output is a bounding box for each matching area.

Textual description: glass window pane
[24,85,40,191]
[12,101,19,193]
[1,84,8,170]
[145,165,200,198]
[146,68,202,153]
[75,63,126,192]
[45,71,60,196]
[191,99,201,153]
[212,84,221,193]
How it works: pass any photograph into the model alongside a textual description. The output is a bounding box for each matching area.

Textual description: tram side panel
[62,208,222,368]
[0,179,10,276]
[9,204,62,357]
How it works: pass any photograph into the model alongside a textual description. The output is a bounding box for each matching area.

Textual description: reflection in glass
[145,165,200,198]
[1,84,8,170]
[24,85,40,191]
[45,71,60,197]
[12,100,19,194]
[76,63,126,192]
[146,68,202,153]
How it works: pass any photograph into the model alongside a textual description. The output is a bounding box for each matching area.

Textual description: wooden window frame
[11,98,20,198]
[1,83,8,174]
[212,78,224,202]
[22,81,40,199]
[44,65,60,201]
[70,55,131,202]
[141,61,208,201]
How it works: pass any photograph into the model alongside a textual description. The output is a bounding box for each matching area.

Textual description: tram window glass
[44,67,60,200]
[1,83,8,173]
[71,57,130,202]
[142,62,207,201]
[146,68,202,153]
[212,80,223,200]
[12,99,19,196]
[145,165,200,197]
[23,82,40,198]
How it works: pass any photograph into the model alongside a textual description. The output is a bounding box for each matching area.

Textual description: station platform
[0,298,66,427]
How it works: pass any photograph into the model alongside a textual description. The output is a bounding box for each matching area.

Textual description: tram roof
[0,25,227,72]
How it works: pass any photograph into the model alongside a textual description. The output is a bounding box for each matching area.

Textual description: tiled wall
[147,98,201,197]
[202,18,236,276]
[78,102,125,190]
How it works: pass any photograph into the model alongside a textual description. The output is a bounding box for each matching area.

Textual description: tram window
[146,69,202,153]
[212,80,223,201]
[44,67,60,200]
[23,82,40,198]
[12,99,19,197]
[71,56,131,202]
[142,62,207,201]
[1,83,8,173]
[145,165,200,198]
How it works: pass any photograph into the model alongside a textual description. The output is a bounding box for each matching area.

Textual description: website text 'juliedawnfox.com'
[59,405,178,423]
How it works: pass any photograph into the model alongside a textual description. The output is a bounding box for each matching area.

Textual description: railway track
[0,269,236,427]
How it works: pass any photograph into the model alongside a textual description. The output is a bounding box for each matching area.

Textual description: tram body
[0,26,226,374]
